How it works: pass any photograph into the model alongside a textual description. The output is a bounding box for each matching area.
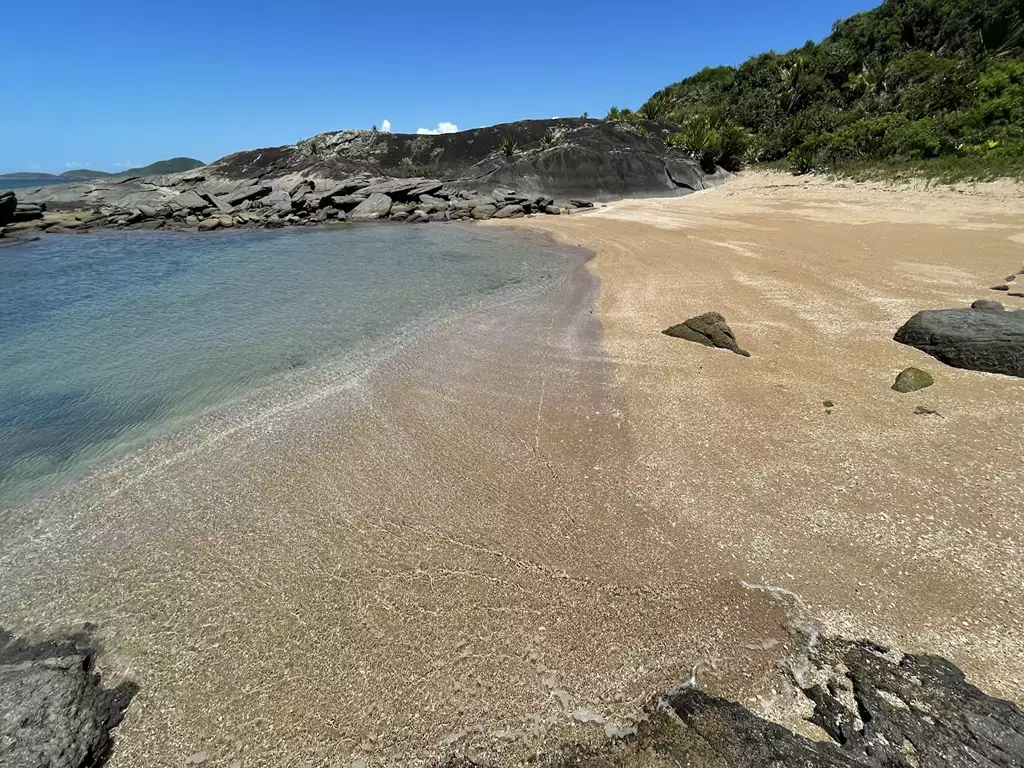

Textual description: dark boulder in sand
[663,312,750,357]
[971,299,1005,311]
[0,626,137,768]
[894,307,1024,378]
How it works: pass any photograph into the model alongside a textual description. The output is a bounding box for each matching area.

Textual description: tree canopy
[635,0,1024,172]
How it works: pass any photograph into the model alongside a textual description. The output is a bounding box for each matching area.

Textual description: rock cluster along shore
[7,624,1022,768]
[1,177,593,237]
[7,118,726,240]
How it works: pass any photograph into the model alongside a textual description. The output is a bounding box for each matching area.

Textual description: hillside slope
[637,0,1024,173]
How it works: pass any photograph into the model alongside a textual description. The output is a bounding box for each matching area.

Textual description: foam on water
[0,225,560,506]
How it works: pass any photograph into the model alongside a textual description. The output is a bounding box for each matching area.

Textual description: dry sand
[508,170,1024,705]
[2,172,1022,767]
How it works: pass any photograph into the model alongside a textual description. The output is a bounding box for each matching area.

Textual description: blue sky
[0,0,877,174]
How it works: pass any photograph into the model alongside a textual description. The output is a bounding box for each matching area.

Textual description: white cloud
[115,161,133,168]
[381,119,391,133]
[65,160,90,168]
[29,164,41,170]
[416,121,459,135]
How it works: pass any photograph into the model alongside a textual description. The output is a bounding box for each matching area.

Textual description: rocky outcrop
[0,626,136,768]
[450,637,1024,768]
[663,312,751,357]
[0,191,15,225]
[9,119,724,236]
[894,306,1024,378]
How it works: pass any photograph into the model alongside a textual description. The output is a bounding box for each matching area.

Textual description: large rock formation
[8,119,726,235]
[894,306,1024,378]
[0,626,136,768]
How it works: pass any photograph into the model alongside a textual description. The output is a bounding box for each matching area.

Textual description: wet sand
[505,171,1024,708]
[0,237,790,766]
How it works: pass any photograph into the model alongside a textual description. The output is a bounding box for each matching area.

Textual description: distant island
[0,157,205,182]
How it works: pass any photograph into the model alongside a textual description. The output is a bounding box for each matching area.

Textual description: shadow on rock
[0,625,137,768]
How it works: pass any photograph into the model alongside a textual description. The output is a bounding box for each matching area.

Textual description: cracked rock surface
[0,626,136,768]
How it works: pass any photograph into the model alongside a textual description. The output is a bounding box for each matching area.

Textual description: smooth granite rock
[347,192,393,221]
[894,307,1024,378]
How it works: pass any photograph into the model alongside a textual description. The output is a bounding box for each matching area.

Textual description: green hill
[120,157,205,176]
[627,0,1024,179]
[60,169,112,179]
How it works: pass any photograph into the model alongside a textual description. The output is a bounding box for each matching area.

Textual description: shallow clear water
[0,225,559,505]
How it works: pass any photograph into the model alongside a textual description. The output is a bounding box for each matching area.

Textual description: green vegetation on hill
[60,169,112,179]
[122,157,204,176]
[631,0,1024,179]
[1,157,205,182]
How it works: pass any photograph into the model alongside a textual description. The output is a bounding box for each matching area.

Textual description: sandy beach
[507,170,1024,704]
[2,172,1023,766]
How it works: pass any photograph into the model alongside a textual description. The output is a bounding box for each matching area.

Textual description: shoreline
[3,173,1023,765]
[0,223,791,767]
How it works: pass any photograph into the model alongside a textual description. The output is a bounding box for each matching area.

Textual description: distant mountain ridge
[1,157,205,181]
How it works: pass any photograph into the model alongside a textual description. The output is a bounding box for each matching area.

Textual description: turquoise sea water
[1,177,79,191]
[0,225,559,506]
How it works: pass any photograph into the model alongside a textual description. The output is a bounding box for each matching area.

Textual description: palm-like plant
[500,136,519,156]
[639,90,676,121]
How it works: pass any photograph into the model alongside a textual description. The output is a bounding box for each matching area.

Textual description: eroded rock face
[0,626,137,768]
[448,637,1024,768]
[894,307,1024,378]
[663,312,751,357]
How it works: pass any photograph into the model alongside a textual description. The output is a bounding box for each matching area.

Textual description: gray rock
[326,195,367,212]
[416,195,448,213]
[288,180,315,199]
[225,184,269,207]
[409,180,444,197]
[408,210,430,224]
[894,307,1024,378]
[0,626,136,768]
[991,284,1010,291]
[137,204,158,218]
[138,219,165,230]
[663,312,750,357]
[321,177,371,199]
[493,204,524,219]
[471,204,497,220]
[348,193,393,221]
[197,217,221,231]
[569,199,594,208]
[971,299,1005,311]
[543,205,562,215]
[171,189,209,212]
[892,367,934,393]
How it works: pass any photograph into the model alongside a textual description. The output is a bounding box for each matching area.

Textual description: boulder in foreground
[663,312,750,357]
[0,626,136,768]
[894,307,1024,378]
